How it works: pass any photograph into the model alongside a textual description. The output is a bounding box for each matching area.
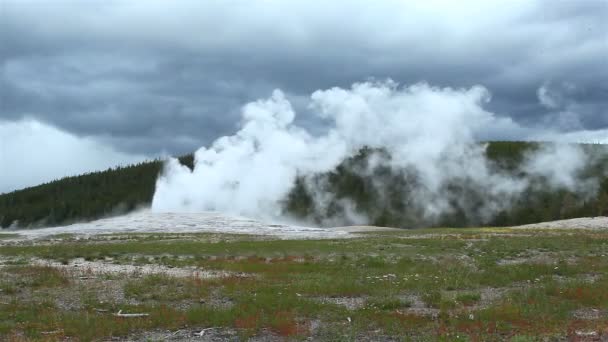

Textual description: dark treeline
[0,155,194,228]
[1,142,607,229]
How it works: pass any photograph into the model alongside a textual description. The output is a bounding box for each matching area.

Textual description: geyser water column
[151,81,593,225]
[151,89,348,219]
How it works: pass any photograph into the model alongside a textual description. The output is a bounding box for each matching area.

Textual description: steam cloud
[151,81,594,226]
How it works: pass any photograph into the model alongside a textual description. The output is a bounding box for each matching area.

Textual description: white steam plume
[151,81,594,225]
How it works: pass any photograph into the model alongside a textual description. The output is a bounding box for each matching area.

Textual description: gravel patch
[31,258,241,279]
[571,308,607,320]
[120,327,241,342]
[312,296,367,310]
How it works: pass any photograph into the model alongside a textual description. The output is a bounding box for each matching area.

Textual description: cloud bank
[1,0,606,192]
[1,0,606,153]
[0,120,144,194]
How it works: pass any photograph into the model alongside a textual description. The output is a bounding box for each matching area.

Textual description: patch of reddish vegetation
[246,256,266,263]
[444,318,544,341]
[235,313,261,330]
[391,311,429,326]
[453,320,486,338]
[269,255,311,263]
[192,274,203,287]
[554,286,608,306]
[507,318,538,333]
[270,311,310,337]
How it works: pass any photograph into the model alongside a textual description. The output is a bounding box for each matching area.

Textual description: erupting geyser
[152,81,594,225]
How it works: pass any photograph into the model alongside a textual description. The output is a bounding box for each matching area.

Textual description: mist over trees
[1,142,607,229]
[285,142,608,228]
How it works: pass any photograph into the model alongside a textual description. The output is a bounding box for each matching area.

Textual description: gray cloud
[0,119,145,194]
[1,0,607,189]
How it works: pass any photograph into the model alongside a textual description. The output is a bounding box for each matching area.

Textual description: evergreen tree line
[0,155,193,228]
[1,142,607,229]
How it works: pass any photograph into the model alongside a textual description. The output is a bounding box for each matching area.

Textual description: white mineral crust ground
[11,210,352,240]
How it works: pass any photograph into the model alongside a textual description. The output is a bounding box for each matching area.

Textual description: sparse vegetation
[123,274,209,302]
[0,228,607,340]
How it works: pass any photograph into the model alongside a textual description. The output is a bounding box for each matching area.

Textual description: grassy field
[0,228,607,341]
[0,234,19,240]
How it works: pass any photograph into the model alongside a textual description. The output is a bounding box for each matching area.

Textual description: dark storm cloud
[1,0,607,158]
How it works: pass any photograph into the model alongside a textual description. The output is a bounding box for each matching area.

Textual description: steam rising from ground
[152,81,594,225]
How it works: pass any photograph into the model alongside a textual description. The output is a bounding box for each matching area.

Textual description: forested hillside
[0,155,193,228]
[1,142,607,229]
[285,142,608,228]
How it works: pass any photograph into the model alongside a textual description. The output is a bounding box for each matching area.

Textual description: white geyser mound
[151,81,593,224]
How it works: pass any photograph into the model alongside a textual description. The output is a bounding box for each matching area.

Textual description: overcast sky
[1,0,607,193]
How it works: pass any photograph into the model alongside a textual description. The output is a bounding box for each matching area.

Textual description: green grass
[2,265,69,289]
[455,292,482,306]
[0,233,19,240]
[365,297,412,310]
[123,274,209,301]
[1,228,607,340]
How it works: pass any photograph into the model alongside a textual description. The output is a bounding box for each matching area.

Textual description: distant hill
[1,142,607,229]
